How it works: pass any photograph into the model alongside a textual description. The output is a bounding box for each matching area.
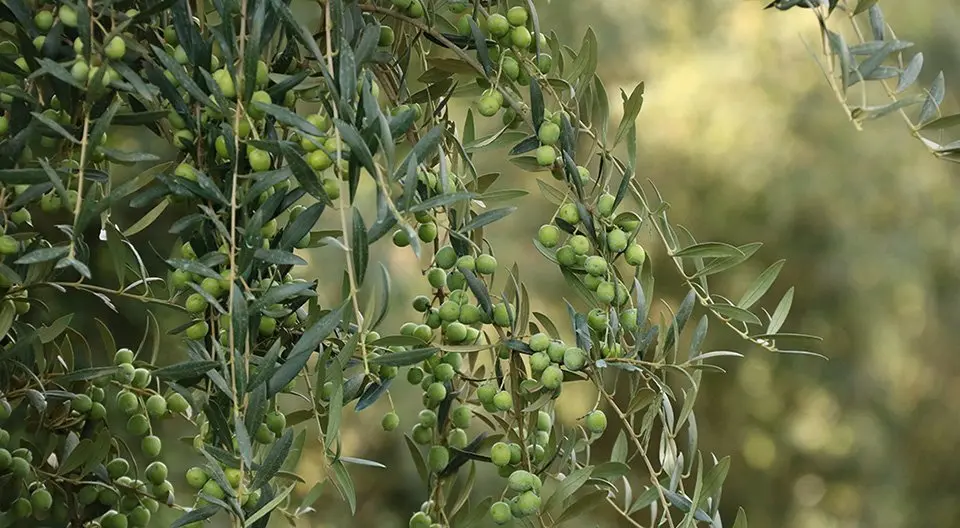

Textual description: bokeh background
[52,1,960,527]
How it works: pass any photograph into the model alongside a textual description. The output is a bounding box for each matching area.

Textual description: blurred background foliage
[42,0,960,526]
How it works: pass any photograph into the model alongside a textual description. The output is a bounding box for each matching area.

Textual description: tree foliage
[0,0,820,526]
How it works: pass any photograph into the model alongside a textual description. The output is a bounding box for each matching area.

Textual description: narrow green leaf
[896,52,923,93]
[330,458,357,514]
[530,77,544,129]
[123,197,170,236]
[244,483,296,527]
[732,507,748,528]
[15,245,68,265]
[854,0,878,15]
[369,347,438,367]
[250,428,294,491]
[152,360,219,381]
[333,118,378,178]
[918,71,945,124]
[709,304,762,325]
[673,242,743,258]
[919,113,960,132]
[543,466,593,514]
[737,259,784,309]
[459,207,516,233]
[614,82,644,147]
[766,287,794,334]
[352,207,368,285]
[254,248,308,266]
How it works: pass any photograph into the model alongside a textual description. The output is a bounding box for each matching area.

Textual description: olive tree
[772,0,960,163]
[0,0,818,526]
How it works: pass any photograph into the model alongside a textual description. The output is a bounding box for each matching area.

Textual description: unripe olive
[212,68,236,98]
[131,367,151,388]
[185,293,208,313]
[476,254,497,274]
[606,228,628,253]
[476,383,497,404]
[598,193,616,217]
[596,281,616,304]
[511,26,533,49]
[424,445,449,475]
[585,409,607,434]
[58,4,78,27]
[417,222,438,242]
[563,347,586,371]
[129,505,151,527]
[405,366,425,385]
[557,203,580,225]
[407,0,424,18]
[146,394,167,417]
[540,365,563,390]
[141,435,162,458]
[409,511,431,528]
[529,333,550,352]
[322,178,341,199]
[0,235,18,255]
[126,414,150,436]
[224,467,242,488]
[426,382,446,403]
[450,405,472,429]
[167,392,190,413]
[514,490,541,516]
[538,122,561,146]
[186,320,209,340]
[507,6,529,26]
[535,145,556,166]
[493,302,514,327]
[255,423,275,443]
[625,244,646,266]
[523,353,546,375]
[490,441,512,467]
[106,457,130,479]
[536,410,553,432]
[72,393,93,413]
[490,500,513,524]
[477,94,500,117]
[185,466,208,489]
[202,478,225,499]
[381,411,399,431]
[587,308,608,331]
[11,497,32,518]
[492,390,513,411]
[115,362,136,383]
[584,255,607,276]
[105,36,126,60]
[537,225,560,248]
[145,461,168,485]
[411,423,432,445]
[447,427,468,449]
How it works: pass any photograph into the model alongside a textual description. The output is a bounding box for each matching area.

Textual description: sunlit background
[68,1,960,526]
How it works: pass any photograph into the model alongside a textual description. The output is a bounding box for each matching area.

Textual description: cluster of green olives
[537,193,647,358]
[171,239,310,343]
[0,346,193,524]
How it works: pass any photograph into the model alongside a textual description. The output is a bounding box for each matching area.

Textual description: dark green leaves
[614,82,644,147]
[250,428,293,491]
[369,347,438,367]
[278,142,329,203]
[468,17,492,76]
[530,77,544,129]
[267,301,346,397]
[152,360,219,381]
[15,246,69,265]
[459,207,516,233]
[333,119,377,179]
[351,208,368,285]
